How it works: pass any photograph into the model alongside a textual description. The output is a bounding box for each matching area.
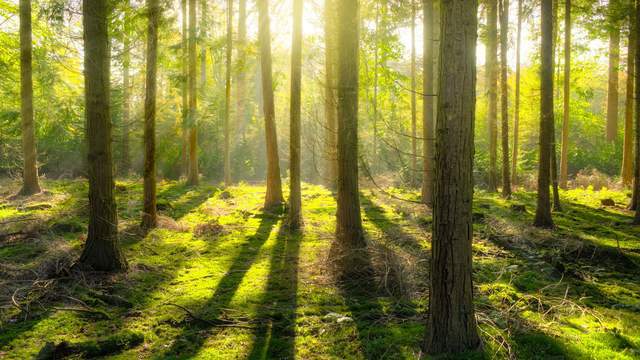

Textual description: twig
[163,303,254,329]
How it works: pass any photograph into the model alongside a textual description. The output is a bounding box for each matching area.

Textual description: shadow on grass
[157,182,218,220]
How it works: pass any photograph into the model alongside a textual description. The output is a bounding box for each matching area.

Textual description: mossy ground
[1,179,639,359]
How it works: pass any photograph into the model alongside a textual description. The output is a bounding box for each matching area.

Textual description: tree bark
[424,0,481,353]
[288,0,303,229]
[141,0,159,231]
[607,1,621,143]
[486,0,498,192]
[224,0,232,186]
[633,0,640,221]
[550,0,561,211]
[79,0,127,271]
[622,11,636,187]
[511,0,522,187]
[187,0,199,185]
[534,0,554,228]
[236,0,247,140]
[560,0,571,189]
[258,0,284,209]
[181,0,189,178]
[18,0,41,196]
[421,0,434,206]
[120,0,131,177]
[324,0,338,189]
[372,1,380,173]
[499,0,511,197]
[411,0,417,187]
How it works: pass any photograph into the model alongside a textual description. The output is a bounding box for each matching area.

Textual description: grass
[1,179,639,359]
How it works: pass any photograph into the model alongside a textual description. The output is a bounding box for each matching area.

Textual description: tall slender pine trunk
[410,0,417,187]
[181,0,189,178]
[511,0,522,187]
[560,0,571,189]
[120,0,131,177]
[633,0,640,219]
[236,0,247,140]
[421,0,434,206]
[622,11,636,187]
[550,0,561,211]
[606,0,621,143]
[224,0,232,186]
[499,0,511,197]
[187,0,199,185]
[288,0,303,229]
[487,0,498,192]
[324,0,338,189]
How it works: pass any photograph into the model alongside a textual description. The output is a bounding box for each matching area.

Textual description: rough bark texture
[622,11,636,187]
[224,0,232,186]
[324,0,338,189]
[181,0,188,178]
[606,4,621,143]
[200,0,207,92]
[511,0,522,187]
[421,0,434,206]
[535,0,554,228]
[634,0,640,222]
[141,0,159,231]
[187,0,199,186]
[411,0,418,187]
[288,0,303,229]
[236,0,248,141]
[120,0,131,177]
[550,0,561,211]
[258,0,284,209]
[79,0,127,271]
[19,0,41,196]
[372,1,380,172]
[560,0,571,189]
[424,0,481,354]
[499,0,511,197]
[486,0,498,192]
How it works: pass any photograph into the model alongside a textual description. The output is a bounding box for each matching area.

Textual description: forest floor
[0,179,639,359]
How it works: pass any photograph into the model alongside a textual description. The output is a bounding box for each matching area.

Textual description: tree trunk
[258,0,284,209]
[499,0,511,198]
[324,0,338,189]
[622,11,636,187]
[607,3,621,143]
[534,0,554,228]
[633,0,640,221]
[511,0,522,187]
[200,0,207,92]
[421,0,434,206]
[18,0,41,196]
[120,0,131,177]
[236,0,247,141]
[224,0,232,186]
[288,0,303,229]
[141,0,159,231]
[424,0,481,353]
[550,0,561,211]
[181,0,188,178]
[560,0,571,189]
[486,0,498,192]
[372,1,380,173]
[187,0,199,185]
[410,0,417,187]
[79,0,127,271]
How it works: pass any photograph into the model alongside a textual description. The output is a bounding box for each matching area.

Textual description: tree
[499,0,511,197]
[372,0,381,172]
[187,0,199,186]
[18,0,41,196]
[181,0,188,178]
[141,0,159,231]
[288,0,303,229]
[534,0,554,228]
[511,0,522,187]
[224,0,232,186]
[560,0,571,189]
[324,0,338,189]
[622,11,635,187]
[79,0,127,271]
[606,0,621,143]
[410,0,418,187]
[550,0,561,212]
[421,0,434,205]
[424,0,481,353]
[236,0,247,140]
[486,0,498,192]
[120,0,131,177]
[634,0,640,222]
[257,0,284,209]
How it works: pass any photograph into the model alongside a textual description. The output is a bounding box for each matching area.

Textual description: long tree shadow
[246,226,302,359]
[160,214,280,358]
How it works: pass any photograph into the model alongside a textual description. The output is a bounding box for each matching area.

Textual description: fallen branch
[163,303,254,329]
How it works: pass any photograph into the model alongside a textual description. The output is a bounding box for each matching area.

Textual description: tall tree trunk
[288,0,303,229]
[181,0,188,178]
[187,0,199,185]
[236,0,247,141]
[499,0,511,197]
[550,0,561,211]
[324,0,338,189]
[224,0,232,186]
[486,0,498,192]
[372,0,380,173]
[200,0,207,92]
[633,0,640,217]
[79,0,127,271]
[258,0,284,208]
[560,0,571,189]
[421,0,434,205]
[18,0,41,196]
[332,0,367,279]
[622,11,636,187]
[607,1,621,143]
[511,0,522,187]
[534,0,554,228]
[424,0,481,353]
[141,0,159,231]
[410,0,417,187]
[120,0,131,177]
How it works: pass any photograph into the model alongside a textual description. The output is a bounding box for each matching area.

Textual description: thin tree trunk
[187,0,199,185]
[236,0,247,140]
[421,0,434,205]
[623,11,636,187]
[79,0,127,271]
[258,0,284,208]
[424,0,481,353]
[499,0,511,197]
[372,0,380,173]
[288,0,303,229]
[634,0,640,222]
[181,0,188,178]
[560,0,571,188]
[18,0,41,196]
[120,0,131,177]
[224,0,232,186]
[550,0,561,211]
[534,0,554,228]
[487,0,498,192]
[607,1,621,143]
[324,0,338,189]
[200,0,207,92]
[411,0,417,187]
[511,0,522,187]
